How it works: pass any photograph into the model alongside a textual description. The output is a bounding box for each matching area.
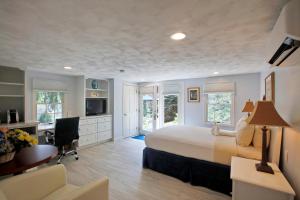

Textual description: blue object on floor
[132,135,145,141]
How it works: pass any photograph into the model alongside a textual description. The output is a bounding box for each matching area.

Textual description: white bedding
[145,125,261,165]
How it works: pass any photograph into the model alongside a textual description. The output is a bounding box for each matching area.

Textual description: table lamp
[242,99,255,117]
[248,101,289,174]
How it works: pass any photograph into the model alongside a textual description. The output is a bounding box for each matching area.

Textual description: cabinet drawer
[80,118,98,125]
[99,130,112,141]
[103,116,112,122]
[79,119,86,126]
[86,118,98,124]
[98,122,111,132]
[79,134,97,146]
[98,117,105,123]
[79,124,97,135]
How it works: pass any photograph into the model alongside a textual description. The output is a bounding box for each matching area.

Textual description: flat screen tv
[86,98,107,116]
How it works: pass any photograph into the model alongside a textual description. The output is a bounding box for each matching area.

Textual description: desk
[38,123,55,131]
[38,124,55,144]
[0,145,58,176]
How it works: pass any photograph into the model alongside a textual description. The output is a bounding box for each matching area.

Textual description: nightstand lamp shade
[248,101,290,174]
[242,99,255,116]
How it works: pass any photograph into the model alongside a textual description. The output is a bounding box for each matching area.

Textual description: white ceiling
[0,0,287,82]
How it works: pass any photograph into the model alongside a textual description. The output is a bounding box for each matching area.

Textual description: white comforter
[145,125,260,165]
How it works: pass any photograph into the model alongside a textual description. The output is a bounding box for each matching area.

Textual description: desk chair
[45,117,80,164]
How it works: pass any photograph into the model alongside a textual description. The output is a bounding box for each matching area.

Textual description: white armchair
[0,165,109,200]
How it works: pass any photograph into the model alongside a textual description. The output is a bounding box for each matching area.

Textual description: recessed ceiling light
[64,66,72,70]
[170,32,186,40]
[213,72,219,75]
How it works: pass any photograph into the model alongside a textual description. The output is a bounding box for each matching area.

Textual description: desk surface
[0,145,58,176]
[38,124,55,131]
[0,121,39,129]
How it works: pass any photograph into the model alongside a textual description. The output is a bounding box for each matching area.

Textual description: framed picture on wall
[265,72,275,102]
[187,87,200,102]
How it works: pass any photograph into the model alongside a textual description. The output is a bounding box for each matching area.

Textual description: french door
[139,83,183,134]
[139,85,159,134]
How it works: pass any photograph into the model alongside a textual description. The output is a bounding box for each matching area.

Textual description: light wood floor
[61,138,231,200]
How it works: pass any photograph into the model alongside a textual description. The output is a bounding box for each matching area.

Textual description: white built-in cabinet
[78,115,112,147]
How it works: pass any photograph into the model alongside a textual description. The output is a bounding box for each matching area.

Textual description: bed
[143,125,282,195]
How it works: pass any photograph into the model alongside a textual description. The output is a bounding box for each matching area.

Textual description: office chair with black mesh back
[45,117,80,164]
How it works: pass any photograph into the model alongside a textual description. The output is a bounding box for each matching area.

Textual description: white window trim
[32,90,67,123]
[204,92,235,127]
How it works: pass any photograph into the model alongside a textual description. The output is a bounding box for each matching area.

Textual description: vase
[91,80,98,89]
[0,151,15,164]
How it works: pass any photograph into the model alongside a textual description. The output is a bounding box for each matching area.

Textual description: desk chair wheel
[74,151,79,160]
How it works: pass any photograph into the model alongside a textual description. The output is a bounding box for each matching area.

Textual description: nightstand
[231,157,295,200]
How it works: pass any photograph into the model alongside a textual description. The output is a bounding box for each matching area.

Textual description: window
[206,92,234,125]
[163,94,178,127]
[36,91,64,124]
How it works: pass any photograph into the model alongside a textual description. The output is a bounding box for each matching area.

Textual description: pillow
[218,130,237,137]
[235,117,255,146]
[253,126,271,149]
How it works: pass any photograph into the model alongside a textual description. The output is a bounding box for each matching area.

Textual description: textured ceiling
[0,0,287,82]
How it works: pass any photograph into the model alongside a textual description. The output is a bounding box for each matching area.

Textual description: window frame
[162,93,179,127]
[33,90,66,124]
[204,92,235,127]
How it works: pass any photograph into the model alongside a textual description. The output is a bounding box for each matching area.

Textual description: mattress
[237,145,261,161]
[145,125,236,165]
[145,125,262,165]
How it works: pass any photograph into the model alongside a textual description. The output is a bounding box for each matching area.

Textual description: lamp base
[256,163,274,174]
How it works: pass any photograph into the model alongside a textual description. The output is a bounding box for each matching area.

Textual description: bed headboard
[268,127,282,166]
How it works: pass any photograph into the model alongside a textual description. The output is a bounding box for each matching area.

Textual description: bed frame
[143,128,282,195]
[143,147,232,195]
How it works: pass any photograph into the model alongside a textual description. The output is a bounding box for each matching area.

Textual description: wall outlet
[285,150,289,164]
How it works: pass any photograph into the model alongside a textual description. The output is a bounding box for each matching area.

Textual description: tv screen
[86,98,107,116]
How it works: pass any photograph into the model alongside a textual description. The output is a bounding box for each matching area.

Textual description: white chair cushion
[235,117,255,147]
[42,184,79,200]
[0,191,8,200]
[253,126,271,149]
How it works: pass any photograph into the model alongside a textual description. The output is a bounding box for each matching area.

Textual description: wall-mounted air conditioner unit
[267,0,300,67]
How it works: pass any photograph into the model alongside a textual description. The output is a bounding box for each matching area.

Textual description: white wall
[260,66,300,200]
[184,73,261,129]
[24,70,81,121]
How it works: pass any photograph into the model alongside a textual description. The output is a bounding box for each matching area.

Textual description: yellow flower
[15,129,23,134]
[32,139,38,145]
[18,135,25,141]
[24,135,32,142]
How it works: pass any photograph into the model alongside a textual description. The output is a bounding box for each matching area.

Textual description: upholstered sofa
[0,165,109,200]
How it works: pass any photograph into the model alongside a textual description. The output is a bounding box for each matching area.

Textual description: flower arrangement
[0,128,15,163]
[0,128,14,156]
[6,129,38,152]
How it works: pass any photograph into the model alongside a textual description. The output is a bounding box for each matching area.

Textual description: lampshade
[242,99,254,113]
[248,101,290,127]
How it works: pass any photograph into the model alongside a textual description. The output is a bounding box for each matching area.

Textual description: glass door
[139,86,159,134]
[162,94,179,127]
